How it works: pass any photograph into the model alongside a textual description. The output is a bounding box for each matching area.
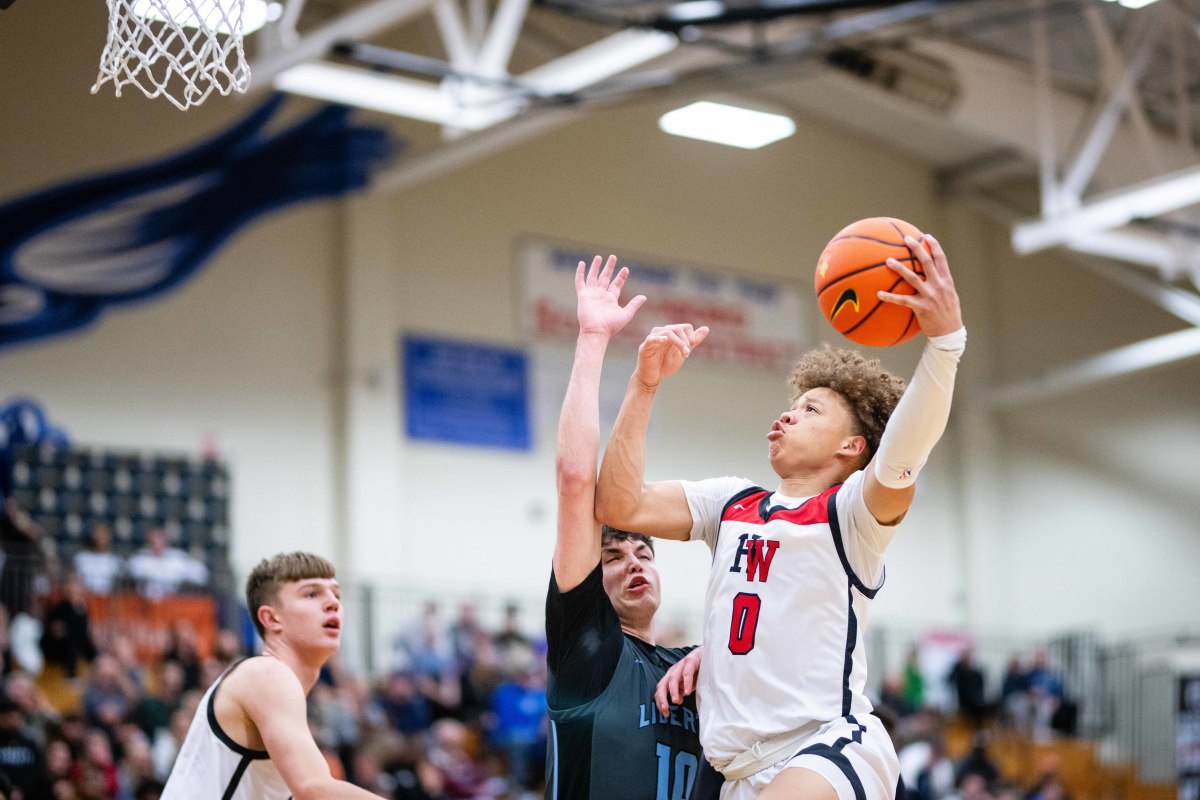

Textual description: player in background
[597,235,965,800]
[546,256,705,800]
[162,552,385,800]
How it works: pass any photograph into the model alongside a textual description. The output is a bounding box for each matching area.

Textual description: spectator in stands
[2,673,58,749]
[0,689,49,800]
[116,727,157,800]
[133,661,185,740]
[125,529,207,601]
[0,498,45,618]
[159,621,202,692]
[378,671,432,735]
[1000,656,1032,732]
[879,672,915,719]
[427,718,501,799]
[1026,649,1067,740]
[82,653,136,733]
[955,731,1000,793]
[40,573,98,679]
[493,603,532,676]
[72,524,123,596]
[904,644,926,711]
[449,602,484,674]
[0,610,14,678]
[72,729,118,799]
[393,601,454,679]
[948,646,990,728]
[948,772,992,800]
[44,738,74,792]
[1025,773,1070,800]
[489,663,547,793]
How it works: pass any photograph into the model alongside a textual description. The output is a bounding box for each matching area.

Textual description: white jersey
[682,469,895,764]
[162,658,292,800]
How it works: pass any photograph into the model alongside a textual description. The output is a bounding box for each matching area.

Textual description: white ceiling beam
[975,326,1200,411]
[274,62,507,129]
[432,0,476,69]
[477,0,532,77]
[251,0,435,90]
[1083,5,1164,176]
[959,188,1200,326]
[1012,164,1200,254]
[1060,12,1157,205]
[1065,229,1200,280]
[518,29,678,96]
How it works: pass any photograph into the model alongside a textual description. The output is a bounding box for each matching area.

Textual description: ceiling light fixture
[658,101,796,149]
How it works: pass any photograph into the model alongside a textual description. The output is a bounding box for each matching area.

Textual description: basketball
[814,217,930,347]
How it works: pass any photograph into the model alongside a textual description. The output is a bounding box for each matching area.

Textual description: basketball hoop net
[92,0,250,110]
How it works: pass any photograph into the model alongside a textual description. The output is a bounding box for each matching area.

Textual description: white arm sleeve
[680,476,756,551]
[873,327,966,489]
[835,469,895,588]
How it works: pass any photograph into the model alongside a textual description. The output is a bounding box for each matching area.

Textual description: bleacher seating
[7,442,230,571]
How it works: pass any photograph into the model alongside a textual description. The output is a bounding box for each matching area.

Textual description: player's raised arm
[864,233,966,525]
[554,255,646,592]
[595,323,709,540]
[234,659,381,800]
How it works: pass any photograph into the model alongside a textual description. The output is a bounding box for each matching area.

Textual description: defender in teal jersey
[546,256,705,800]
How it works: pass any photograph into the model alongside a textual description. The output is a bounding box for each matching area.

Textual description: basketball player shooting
[161,552,385,799]
[595,234,965,800]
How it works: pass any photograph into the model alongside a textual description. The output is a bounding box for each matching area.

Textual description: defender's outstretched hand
[634,324,709,390]
[655,646,703,716]
[880,234,963,338]
[577,255,646,337]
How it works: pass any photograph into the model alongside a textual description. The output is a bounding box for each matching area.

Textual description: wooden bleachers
[943,716,1176,800]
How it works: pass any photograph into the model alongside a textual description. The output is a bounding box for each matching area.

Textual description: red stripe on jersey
[771,484,841,525]
[722,491,769,523]
[720,484,844,526]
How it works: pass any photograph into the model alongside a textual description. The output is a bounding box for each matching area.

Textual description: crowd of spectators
[2,507,1090,800]
[0,548,553,800]
[876,643,1080,800]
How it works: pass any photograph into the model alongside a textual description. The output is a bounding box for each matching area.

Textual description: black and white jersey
[162,658,292,800]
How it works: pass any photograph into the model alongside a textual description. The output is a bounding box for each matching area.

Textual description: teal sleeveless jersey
[545,565,702,800]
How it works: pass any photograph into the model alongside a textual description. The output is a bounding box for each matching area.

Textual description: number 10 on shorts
[656,743,699,800]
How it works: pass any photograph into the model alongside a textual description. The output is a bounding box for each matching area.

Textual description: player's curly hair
[788,346,907,466]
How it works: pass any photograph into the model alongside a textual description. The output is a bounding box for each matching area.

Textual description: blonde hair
[788,346,907,467]
[245,552,336,638]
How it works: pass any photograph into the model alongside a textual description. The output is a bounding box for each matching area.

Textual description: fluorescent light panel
[132,0,283,34]
[658,101,795,149]
[1101,0,1161,8]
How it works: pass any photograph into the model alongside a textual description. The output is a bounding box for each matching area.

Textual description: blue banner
[402,335,531,451]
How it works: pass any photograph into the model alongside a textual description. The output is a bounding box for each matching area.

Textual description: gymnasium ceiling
[236,0,1200,401]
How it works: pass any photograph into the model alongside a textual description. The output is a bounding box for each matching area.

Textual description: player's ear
[840,435,867,459]
[257,604,282,635]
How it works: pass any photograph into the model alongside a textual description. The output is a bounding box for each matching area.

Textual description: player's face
[600,538,661,624]
[275,578,342,655]
[767,387,861,476]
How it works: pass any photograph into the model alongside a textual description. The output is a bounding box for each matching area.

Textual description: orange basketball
[814,217,929,347]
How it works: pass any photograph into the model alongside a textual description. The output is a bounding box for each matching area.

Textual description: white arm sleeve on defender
[873,327,966,489]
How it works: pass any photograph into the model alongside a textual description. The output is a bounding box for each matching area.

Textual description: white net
[92,0,251,111]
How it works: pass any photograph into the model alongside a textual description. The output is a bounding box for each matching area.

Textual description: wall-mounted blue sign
[402,335,531,451]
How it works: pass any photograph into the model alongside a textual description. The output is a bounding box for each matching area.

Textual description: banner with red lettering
[519,239,807,370]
